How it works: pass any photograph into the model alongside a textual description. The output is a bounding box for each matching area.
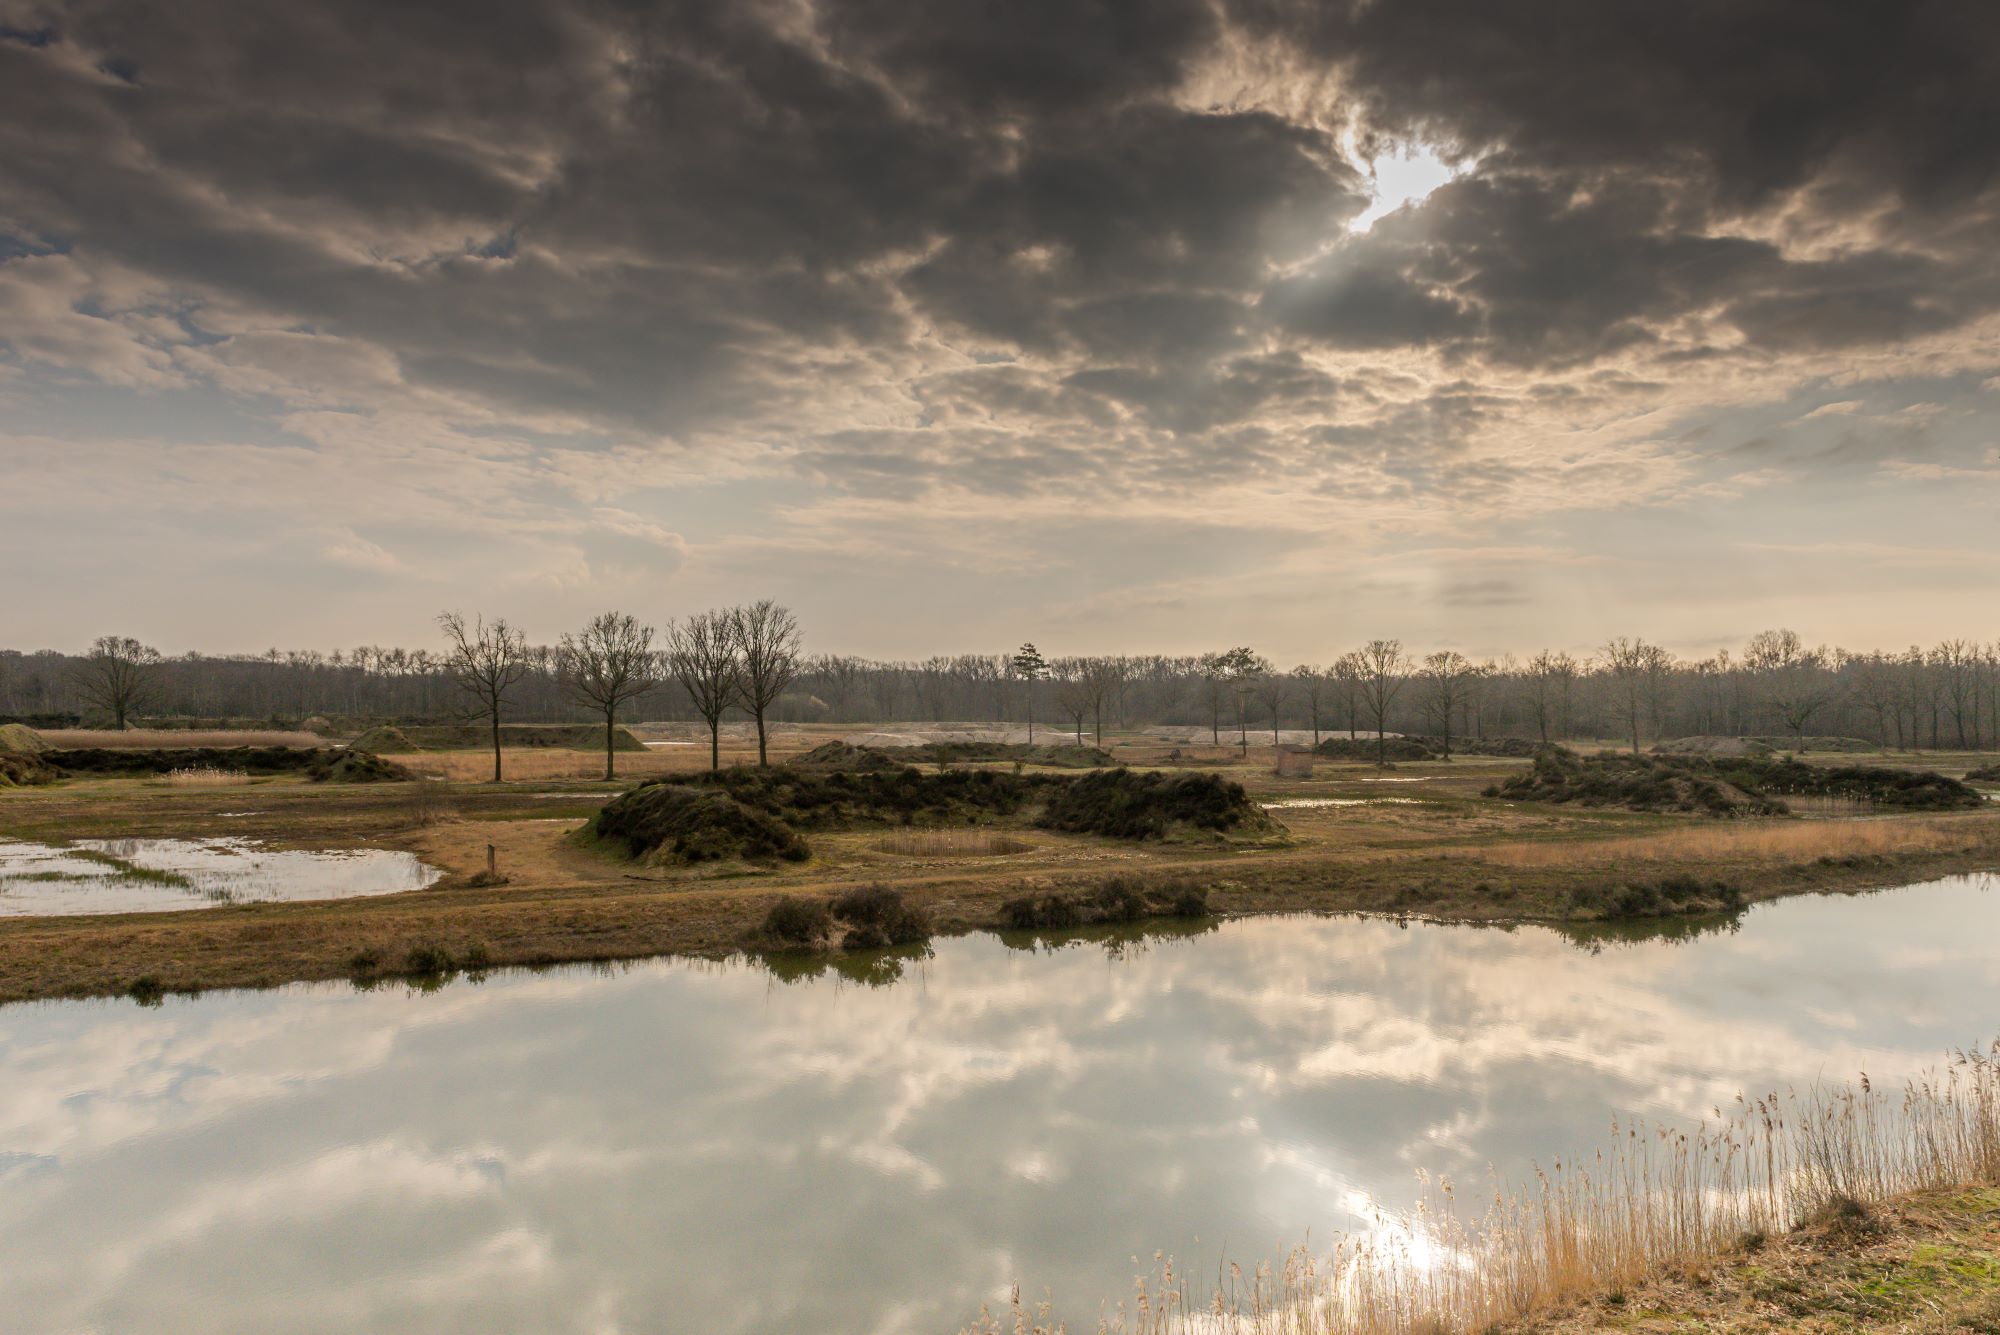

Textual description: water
[0,838,442,915]
[1,875,1996,1334]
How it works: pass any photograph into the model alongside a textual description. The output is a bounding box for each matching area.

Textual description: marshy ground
[1,724,1997,1003]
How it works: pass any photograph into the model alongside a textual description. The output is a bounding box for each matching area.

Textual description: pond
[0,838,442,915]
[0,874,1996,1333]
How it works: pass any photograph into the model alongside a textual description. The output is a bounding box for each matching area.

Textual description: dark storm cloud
[3,0,1999,490]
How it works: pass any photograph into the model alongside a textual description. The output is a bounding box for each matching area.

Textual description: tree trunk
[604,710,617,782]
[756,710,768,766]
[491,707,503,783]
[709,718,721,771]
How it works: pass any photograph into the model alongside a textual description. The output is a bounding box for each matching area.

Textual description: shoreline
[2,815,1996,1005]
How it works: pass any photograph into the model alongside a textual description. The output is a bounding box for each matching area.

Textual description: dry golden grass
[1475,815,1983,869]
[971,1045,2000,1335]
[40,729,325,749]
[161,766,253,787]
[873,829,1034,857]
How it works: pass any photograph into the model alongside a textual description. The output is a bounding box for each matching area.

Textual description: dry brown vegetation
[971,1047,2000,1335]
[161,766,255,787]
[872,829,1035,857]
[1474,815,1985,869]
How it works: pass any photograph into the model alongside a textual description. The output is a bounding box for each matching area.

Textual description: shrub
[763,895,832,946]
[831,883,933,946]
[404,943,456,975]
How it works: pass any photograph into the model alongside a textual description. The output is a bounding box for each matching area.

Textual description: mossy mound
[792,740,1113,770]
[1733,756,1985,810]
[1749,734,1880,753]
[588,784,810,865]
[0,751,56,787]
[1491,749,1785,816]
[1315,736,1437,762]
[1964,763,2000,783]
[41,746,411,782]
[698,765,1050,828]
[1651,736,1777,758]
[307,750,416,783]
[1035,768,1279,842]
[0,723,48,754]
[351,723,647,752]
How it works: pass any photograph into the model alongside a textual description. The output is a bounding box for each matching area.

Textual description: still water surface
[1,874,1995,1334]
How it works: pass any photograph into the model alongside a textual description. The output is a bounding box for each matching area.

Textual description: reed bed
[970,1045,2000,1335]
[394,749,695,782]
[873,829,1034,857]
[39,729,325,749]
[160,766,254,787]
[1475,815,1983,870]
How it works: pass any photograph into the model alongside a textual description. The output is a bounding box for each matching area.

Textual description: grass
[1476,815,1982,869]
[38,729,326,749]
[967,1045,2000,1335]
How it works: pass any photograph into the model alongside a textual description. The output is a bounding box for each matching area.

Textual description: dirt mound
[0,751,56,787]
[352,724,647,752]
[699,766,1050,829]
[1967,764,2000,783]
[1490,749,1785,817]
[41,746,412,782]
[1407,735,1542,758]
[793,740,1113,771]
[0,723,48,754]
[307,750,415,783]
[1035,768,1280,842]
[789,741,915,772]
[1651,736,1776,758]
[1732,757,1985,810]
[588,783,810,865]
[1750,734,1880,753]
[1316,736,1436,762]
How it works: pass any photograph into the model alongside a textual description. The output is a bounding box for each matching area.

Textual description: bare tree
[1332,651,1365,738]
[1290,664,1328,746]
[437,612,530,782]
[730,600,802,766]
[1417,650,1477,760]
[667,610,740,771]
[1745,628,1836,751]
[1051,658,1091,744]
[1255,669,1289,748]
[1598,636,1662,754]
[1355,639,1409,766]
[1011,643,1047,743]
[69,636,162,729]
[1080,656,1125,746]
[557,612,661,780]
[1524,650,1577,744]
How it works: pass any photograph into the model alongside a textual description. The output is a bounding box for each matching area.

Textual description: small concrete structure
[1273,745,1316,778]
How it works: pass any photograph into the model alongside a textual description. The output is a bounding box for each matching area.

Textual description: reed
[161,765,253,787]
[968,1044,2000,1335]
[873,829,1034,857]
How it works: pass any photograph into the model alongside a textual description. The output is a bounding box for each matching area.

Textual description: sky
[3,1,1998,663]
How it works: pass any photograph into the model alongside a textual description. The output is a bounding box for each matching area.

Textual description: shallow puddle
[0,837,442,916]
[1262,796,1419,809]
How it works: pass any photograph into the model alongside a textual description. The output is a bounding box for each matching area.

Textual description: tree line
[8,626,2000,774]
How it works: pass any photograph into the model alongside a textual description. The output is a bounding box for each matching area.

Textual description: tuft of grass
[1478,815,1981,870]
[162,765,253,787]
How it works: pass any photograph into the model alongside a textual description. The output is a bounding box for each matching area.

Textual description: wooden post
[486,843,496,876]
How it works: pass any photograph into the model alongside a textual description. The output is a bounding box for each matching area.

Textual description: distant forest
[4,629,1998,752]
